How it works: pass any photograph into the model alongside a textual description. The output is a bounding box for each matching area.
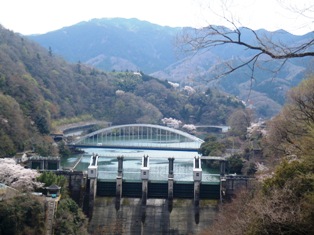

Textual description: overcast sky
[0,0,313,35]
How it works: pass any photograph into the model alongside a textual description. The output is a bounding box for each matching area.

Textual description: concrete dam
[53,124,252,234]
[82,154,248,235]
[49,153,251,234]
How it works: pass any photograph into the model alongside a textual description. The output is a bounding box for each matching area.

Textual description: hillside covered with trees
[0,160,88,235]
[200,76,314,235]
[29,18,313,118]
[0,25,244,157]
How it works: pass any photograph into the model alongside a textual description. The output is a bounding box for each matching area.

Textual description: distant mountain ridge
[28,18,314,118]
[29,18,180,73]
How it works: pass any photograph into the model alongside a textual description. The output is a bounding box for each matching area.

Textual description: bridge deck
[70,144,200,151]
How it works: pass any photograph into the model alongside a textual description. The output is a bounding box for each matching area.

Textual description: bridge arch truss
[72,124,204,150]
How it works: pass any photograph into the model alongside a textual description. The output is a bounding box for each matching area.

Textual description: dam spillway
[88,197,217,235]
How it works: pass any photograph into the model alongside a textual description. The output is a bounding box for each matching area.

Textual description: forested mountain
[29,18,180,73]
[0,25,243,157]
[29,18,313,118]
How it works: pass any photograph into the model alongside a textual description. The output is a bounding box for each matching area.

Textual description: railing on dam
[89,155,224,201]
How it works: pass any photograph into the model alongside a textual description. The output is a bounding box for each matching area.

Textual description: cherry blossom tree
[0,158,43,192]
[182,124,196,132]
[161,117,182,128]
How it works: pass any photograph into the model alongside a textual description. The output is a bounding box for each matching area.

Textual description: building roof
[45,184,61,190]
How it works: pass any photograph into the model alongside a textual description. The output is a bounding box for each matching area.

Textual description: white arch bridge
[70,124,204,151]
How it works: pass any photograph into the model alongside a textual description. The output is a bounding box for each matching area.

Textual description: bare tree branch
[178,25,314,59]
[176,1,314,80]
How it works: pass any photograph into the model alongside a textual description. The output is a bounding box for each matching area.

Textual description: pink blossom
[0,158,43,192]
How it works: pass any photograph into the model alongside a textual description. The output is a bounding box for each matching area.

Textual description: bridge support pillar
[194,180,201,224]
[141,179,148,223]
[115,156,124,210]
[88,179,97,219]
[141,155,149,207]
[168,157,174,212]
[168,178,174,212]
[220,176,227,201]
[115,176,122,210]
[41,161,45,170]
[142,180,148,206]
[193,156,202,224]
[117,156,124,176]
[220,160,226,176]
[87,154,98,218]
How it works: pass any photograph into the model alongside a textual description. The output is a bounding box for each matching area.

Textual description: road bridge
[70,124,204,151]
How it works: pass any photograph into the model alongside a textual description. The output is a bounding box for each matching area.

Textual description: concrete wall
[88,197,218,235]
[55,171,87,206]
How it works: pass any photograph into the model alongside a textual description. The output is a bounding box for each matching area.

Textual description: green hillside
[0,25,244,157]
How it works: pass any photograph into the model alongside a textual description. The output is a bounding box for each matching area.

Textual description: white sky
[0,0,313,35]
